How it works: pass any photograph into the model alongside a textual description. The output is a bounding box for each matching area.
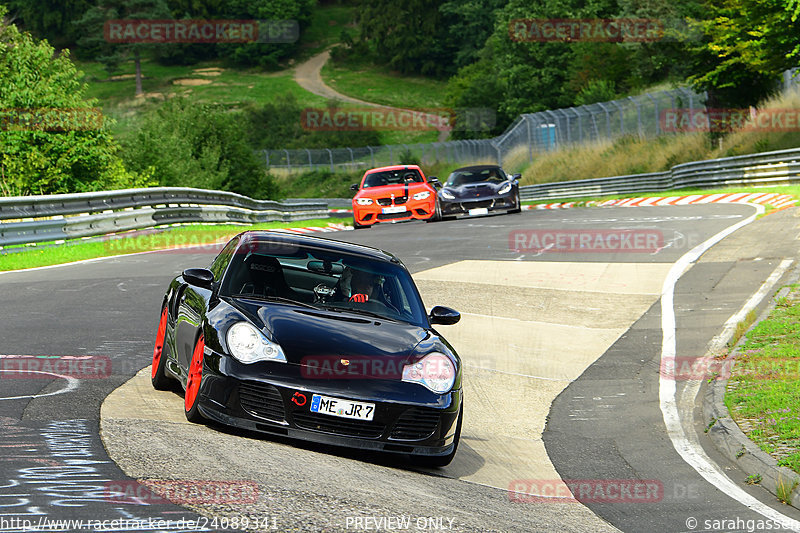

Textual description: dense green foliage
[121,98,275,198]
[2,0,800,199]
[239,95,381,150]
[687,0,800,108]
[0,5,147,196]
[3,0,315,70]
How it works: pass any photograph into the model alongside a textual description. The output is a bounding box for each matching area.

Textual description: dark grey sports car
[433,165,522,218]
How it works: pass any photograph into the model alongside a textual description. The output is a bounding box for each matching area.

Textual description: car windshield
[219,240,428,327]
[362,169,424,188]
[445,167,506,187]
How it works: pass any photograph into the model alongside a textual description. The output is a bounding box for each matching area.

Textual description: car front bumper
[353,198,436,226]
[195,353,462,457]
[440,194,517,215]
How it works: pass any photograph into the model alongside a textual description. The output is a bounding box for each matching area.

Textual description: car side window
[210,237,239,281]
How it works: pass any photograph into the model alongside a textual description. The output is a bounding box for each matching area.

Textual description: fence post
[326,149,334,172]
[645,93,659,136]
[526,117,533,162]
[573,108,583,143]
[306,148,312,170]
[285,149,291,172]
[347,147,354,167]
[597,102,611,138]
[368,146,375,167]
[628,96,642,138]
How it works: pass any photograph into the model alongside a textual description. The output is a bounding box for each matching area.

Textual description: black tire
[508,191,522,214]
[416,403,462,468]
[353,216,370,229]
[426,199,443,223]
[151,306,172,390]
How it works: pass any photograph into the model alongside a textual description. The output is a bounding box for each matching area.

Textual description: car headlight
[226,322,286,364]
[440,190,455,200]
[498,182,513,195]
[356,198,373,206]
[402,352,456,393]
[413,191,430,201]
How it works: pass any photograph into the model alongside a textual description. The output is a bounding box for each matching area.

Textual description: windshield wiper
[319,305,400,322]
[230,294,317,309]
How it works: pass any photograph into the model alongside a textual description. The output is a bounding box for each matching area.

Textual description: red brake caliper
[185,336,205,411]
[151,307,168,379]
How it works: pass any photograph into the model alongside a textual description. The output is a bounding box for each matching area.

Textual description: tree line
[340,0,800,137]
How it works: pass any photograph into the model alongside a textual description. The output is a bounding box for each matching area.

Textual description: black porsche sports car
[151,231,463,466]
[434,164,522,218]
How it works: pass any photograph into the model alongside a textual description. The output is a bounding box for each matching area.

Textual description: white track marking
[0,369,79,400]
[659,203,800,530]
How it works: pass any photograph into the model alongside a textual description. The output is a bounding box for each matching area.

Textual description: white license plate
[468,207,489,216]
[309,394,375,421]
[381,206,407,214]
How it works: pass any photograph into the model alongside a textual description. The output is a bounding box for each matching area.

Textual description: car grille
[293,412,385,438]
[377,197,407,206]
[377,212,410,220]
[463,199,494,209]
[239,382,285,422]
[389,408,441,441]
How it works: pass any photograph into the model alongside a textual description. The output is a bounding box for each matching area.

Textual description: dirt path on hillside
[294,49,450,142]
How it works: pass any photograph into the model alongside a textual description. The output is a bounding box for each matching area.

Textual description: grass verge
[725,284,800,475]
[321,61,447,110]
[0,219,344,272]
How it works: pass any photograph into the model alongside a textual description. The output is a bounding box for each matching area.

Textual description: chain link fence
[262,87,707,173]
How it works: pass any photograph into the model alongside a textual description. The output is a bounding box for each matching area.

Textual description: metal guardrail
[518,147,800,201]
[0,187,328,247]
[3,147,798,247]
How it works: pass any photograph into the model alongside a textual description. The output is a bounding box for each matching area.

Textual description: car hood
[227,299,429,367]
[442,182,503,198]
[356,182,431,199]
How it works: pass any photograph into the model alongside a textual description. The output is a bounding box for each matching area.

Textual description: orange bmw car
[350,165,440,228]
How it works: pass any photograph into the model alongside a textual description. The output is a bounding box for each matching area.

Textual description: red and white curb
[269,222,352,234]
[527,192,797,211]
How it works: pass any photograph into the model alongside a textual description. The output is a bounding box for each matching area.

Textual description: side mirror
[183,268,214,289]
[350,183,360,192]
[429,305,461,325]
[511,173,521,183]
[428,177,442,189]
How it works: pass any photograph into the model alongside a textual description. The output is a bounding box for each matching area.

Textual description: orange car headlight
[356,198,374,206]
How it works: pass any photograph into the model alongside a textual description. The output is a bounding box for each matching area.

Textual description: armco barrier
[4,147,799,247]
[519,147,800,201]
[0,187,327,247]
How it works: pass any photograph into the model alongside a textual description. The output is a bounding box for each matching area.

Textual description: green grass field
[0,219,344,272]
[725,285,800,475]
[321,61,448,110]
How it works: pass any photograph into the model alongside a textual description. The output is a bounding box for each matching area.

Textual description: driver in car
[349,269,378,302]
